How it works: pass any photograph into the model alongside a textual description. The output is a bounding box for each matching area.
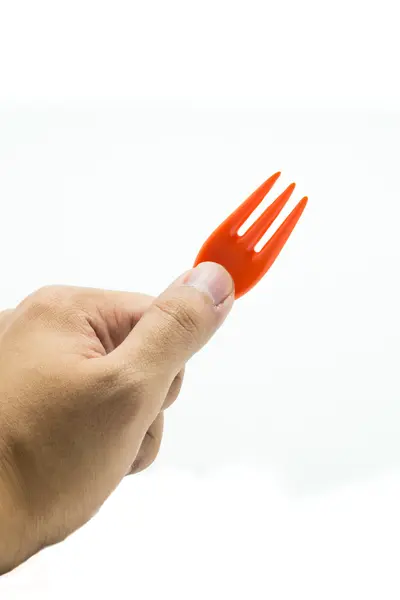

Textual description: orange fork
[194,172,308,299]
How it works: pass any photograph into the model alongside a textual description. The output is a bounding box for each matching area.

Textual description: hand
[0,262,234,574]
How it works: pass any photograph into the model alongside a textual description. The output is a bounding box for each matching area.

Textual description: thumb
[110,262,234,383]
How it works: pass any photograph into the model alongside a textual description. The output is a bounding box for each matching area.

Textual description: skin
[0,263,234,574]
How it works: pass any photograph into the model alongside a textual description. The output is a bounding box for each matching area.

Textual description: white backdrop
[1,1,400,598]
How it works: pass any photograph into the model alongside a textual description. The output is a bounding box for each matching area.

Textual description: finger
[121,366,181,476]
[108,262,234,388]
[128,412,164,474]
[162,368,184,410]
[18,286,155,352]
[21,286,154,323]
[126,369,182,475]
[74,289,155,352]
[77,288,154,322]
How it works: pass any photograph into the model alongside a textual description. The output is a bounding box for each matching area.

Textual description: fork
[193,172,308,299]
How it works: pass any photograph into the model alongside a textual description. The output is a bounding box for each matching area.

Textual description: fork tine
[223,172,281,234]
[242,183,296,249]
[254,196,308,270]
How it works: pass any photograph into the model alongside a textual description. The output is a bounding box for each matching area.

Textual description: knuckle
[24,286,69,318]
[152,297,203,346]
[33,285,66,305]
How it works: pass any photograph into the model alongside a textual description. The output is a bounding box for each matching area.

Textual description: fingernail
[184,262,234,306]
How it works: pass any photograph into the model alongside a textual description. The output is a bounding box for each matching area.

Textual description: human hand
[0,262,234,574]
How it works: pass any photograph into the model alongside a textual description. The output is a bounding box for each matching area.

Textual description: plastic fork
[193,172,308,299]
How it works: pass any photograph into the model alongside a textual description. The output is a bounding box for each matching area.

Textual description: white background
[1,0,400,598]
